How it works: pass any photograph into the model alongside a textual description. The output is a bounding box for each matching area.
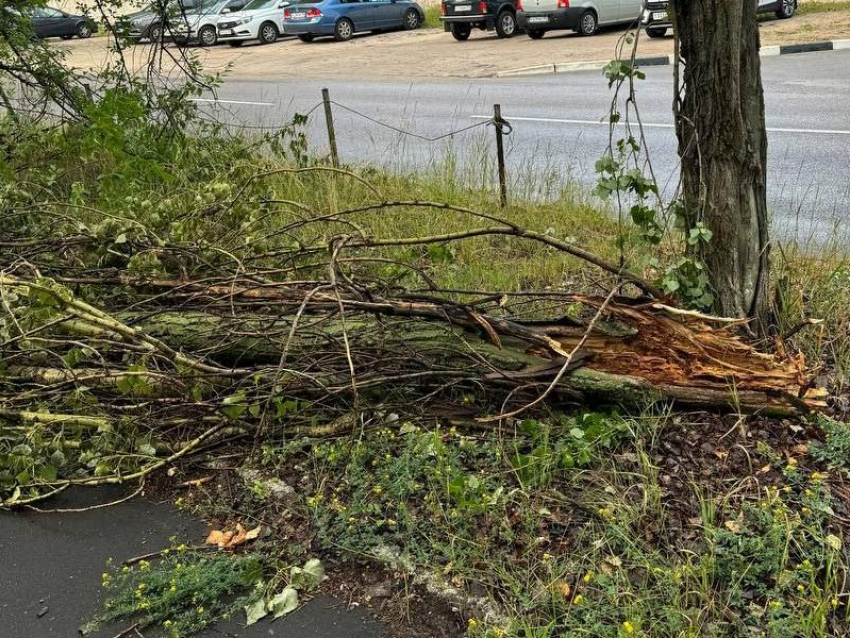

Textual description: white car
[216,0,289,46]
[172,0,250,46]
[517,0,645,39]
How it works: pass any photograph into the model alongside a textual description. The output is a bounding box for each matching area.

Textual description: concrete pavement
[0,486,382,638]
[193,48,850,243]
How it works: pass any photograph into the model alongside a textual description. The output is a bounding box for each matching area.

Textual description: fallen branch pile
[0,188,823,505]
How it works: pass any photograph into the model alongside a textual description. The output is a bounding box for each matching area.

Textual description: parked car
[517,0,642,39]
[440,0,519,41]
[216,0,289,46]
[641,0,796,38]
[121,0,203,43]
[24,6,97,40]
[172,0,250,45]
[284,0,425,42]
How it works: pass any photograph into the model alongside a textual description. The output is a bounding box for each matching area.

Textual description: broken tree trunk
[1,273,820,419]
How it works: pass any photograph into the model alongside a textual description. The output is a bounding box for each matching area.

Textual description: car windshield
[191,0,228,11]
[243,0,277,9]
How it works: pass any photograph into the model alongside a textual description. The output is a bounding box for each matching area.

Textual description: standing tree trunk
[670,0,771,333]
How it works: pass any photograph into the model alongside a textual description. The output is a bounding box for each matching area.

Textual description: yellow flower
[163,620,173,627]
[622,620,636,635]
[583,571,594,583]
[811,472,826,482]
[197,606,205,615]
[139,560,151,571]
[573,594,584,605]
[467,618,479,629]
[373,485,383,496]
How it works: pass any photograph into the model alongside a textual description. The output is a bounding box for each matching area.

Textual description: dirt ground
[58,8,850,81]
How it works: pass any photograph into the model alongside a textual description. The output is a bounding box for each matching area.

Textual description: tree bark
[670,0,771,332]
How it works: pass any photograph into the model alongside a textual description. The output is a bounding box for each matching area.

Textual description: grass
[799,1,850,15]
[423,4,442,29]
[247,410,850,638]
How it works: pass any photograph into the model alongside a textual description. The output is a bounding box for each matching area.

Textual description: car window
[42,7,65,17]
[243,0,277,9]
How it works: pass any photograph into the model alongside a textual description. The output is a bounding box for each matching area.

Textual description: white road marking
[190,98,274,106]
[471,115,850,136]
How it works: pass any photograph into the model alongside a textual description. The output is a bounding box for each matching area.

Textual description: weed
[811,416,850,472]
[96,548,265,637]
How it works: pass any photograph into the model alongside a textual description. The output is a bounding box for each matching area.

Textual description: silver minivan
[517,0,643,39]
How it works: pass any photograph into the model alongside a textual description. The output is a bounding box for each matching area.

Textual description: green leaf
[270,587,299,619]
[569,427,585,440]
[290,559,324,591]
[245,598,268,626]
[36,465,58,482]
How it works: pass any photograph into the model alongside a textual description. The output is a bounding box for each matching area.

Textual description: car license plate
[454,5,472,11]
[291,11,306,18]
[528,16,548,23]
[653,11,667,20]
[220,29,234,35]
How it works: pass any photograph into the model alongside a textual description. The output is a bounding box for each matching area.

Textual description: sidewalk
[0,486,382,638]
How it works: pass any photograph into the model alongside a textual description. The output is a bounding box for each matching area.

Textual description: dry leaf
[757,464,771,475]
[605,555,623,568]
[559,582,571,599]
[229,523,248,546]
[205,523,263,548]
[713,449,729,460]
[724,520,741,533]
[244,525,261,541]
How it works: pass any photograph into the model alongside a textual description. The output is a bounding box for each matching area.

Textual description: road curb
[497,39,850,78]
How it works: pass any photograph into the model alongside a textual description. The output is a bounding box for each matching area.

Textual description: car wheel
[259,21,279,44]
[495,10,517,38]
[148,24,163,42]
[228,40,244,47]
[526,28,545,39]
[334,17,354,41]
[576,9,597,36]
[298,34,315,42]
[645,26,666,38]
[199,25,217,46]
[450,23,471,41]
[776,0,795,19]
[77,22,93,39]
[404,8,421,30]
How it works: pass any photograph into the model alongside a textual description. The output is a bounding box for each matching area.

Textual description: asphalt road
[192,48,850,243]
[0,486,382,638]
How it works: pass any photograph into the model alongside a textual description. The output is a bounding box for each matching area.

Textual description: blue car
[283,0,424,42]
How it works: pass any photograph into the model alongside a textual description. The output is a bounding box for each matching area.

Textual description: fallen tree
[0,187,824,507]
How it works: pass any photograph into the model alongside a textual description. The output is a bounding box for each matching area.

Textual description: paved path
[0,486,382,638]
[194,49,850,243]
